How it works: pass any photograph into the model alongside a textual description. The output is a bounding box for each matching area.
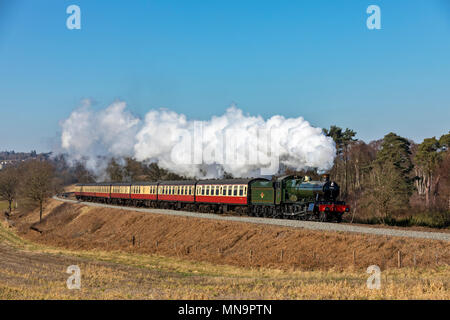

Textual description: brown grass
[0,220,449,300]
[12,199,450,271]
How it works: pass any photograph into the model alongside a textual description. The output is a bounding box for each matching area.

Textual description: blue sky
[1,0,449,152]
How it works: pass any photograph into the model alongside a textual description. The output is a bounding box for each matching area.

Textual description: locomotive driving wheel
[319,211,328,222]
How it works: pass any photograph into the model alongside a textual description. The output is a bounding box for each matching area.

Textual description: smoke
[59,100,336,178]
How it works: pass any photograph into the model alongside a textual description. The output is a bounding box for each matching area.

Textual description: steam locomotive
[75,174,349,222]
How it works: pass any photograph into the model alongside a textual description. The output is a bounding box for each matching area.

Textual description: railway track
[54,196,450,242]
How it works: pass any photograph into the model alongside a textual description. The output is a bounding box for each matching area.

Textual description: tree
[0,166,19,214]
[362,162,410,223]
[21,160,55,222]
[73,161,95,183]
[414,137,441,207]
[123,157,145,181]
[323,125,357,197]
[439,132,450,150]
[434,151,450,211]
[375,132,413,179]
[106,158,125,182]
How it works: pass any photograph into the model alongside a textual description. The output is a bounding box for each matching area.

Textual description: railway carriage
[130,181,159,207]
[195,178,268,214]
[110,183,131,204]
[157,180,196,209]
[75,182,110,202]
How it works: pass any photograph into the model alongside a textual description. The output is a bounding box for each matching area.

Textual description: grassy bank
[1,215,449,299]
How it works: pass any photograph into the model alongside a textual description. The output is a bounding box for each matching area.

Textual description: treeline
[0,156,186,221]
[0,160,57,222]
[321,126,449,227]
[0,150,50,161]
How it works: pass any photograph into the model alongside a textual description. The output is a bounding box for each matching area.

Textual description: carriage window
[228,186,232,196]
[233,186,237,196]
[206,186,209,195]
[239,186,243,196]
[215,186,219,195]
[219,186,223,196]
[243,186,247,196]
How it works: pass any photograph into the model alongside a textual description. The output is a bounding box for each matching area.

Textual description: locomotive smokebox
[323,180,340,200]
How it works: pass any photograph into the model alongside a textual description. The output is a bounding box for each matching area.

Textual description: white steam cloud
[60,100,336,178]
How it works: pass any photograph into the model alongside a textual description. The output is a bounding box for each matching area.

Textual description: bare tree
[361,162,410,223]
[0,166,19,214]
[21,160,55,222]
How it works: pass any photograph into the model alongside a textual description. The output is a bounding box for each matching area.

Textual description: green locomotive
[249,174,349,222]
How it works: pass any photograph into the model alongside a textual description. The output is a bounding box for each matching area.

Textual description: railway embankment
[8,198,448,271]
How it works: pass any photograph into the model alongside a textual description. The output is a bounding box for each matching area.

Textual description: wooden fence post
[280,249,284,262]
[397,251,401,268]
[352,250,356,265]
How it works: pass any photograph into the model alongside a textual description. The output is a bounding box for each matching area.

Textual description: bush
[352,211,450,229]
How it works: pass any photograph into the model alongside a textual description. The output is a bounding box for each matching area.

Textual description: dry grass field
[0,199,449,299]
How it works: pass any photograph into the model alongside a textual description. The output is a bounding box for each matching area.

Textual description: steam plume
[60,100,336,178]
